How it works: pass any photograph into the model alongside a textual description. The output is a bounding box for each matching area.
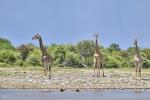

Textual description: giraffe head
[94,32,99,40]
[32,33,41,40]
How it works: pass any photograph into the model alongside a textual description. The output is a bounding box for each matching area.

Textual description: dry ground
[0,67,150,89]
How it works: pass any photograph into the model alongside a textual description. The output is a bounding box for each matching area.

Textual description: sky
[0,0,150,49]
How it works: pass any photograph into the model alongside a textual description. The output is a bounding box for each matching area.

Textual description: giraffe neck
[135,43,140,57]
[95,39,100,54]
[38,37,47,55]
[95,38,103,60]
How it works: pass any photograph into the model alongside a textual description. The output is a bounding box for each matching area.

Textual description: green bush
[0,50,17,65]
[1,37,150,69]
[0,38,14,50]
[143,60,150,68]
[26,48,41,66]
[77,40,95,57]
[86,57,93,67]
[104,60,119,68]
[26,54,41,66]
[51,46,66,66]
[14,60,24,66]
[0,62,9,67]
[64,52,80,67]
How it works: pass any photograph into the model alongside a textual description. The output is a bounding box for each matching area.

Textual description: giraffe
[93,33,104,77]
[32,33,53,79]
[133,39,143,77]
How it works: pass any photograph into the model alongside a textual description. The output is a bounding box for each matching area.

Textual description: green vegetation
[0,37,150,68]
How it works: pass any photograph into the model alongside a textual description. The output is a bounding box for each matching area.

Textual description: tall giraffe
[32,34,53,79]
[134,39,142,77]
[93,33,104,77]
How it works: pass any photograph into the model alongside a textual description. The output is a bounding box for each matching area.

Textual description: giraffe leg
[138,67,141,78]
[99,63,104,77]
[48,65,51,79]
[93,61,96,77]
[140,63,142,78]
[135,62,137,77]
[44,68,47,76]
[93,67,96,77]
[41,60,47,77]
[44,63,48,77]
[42,62,47,76]
[97,68,98,77]
[96,63,98,77]
[97,63,100,77]
[98,67,100,77]
[102,68,104,77]
[135,67,137,77]
[102,64,104,77]
[98,63,100,77]
[45,64,51,79]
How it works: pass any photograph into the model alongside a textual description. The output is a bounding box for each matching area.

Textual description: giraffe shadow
[102,75,107,77]
[92,75,107,77]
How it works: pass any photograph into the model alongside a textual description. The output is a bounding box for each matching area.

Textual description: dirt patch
[0,68,150,89]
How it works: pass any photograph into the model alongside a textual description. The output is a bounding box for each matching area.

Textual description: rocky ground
[0,67,150,90]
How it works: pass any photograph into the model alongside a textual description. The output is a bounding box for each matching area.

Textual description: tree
[64,51,80,67]
[52,45,66,66]
[108,43,121,52]
[17,44,33,61]
[142,48,150,60]
[65,44,77,53]
[77,40,95,57]
[127,47,136,55]
[118,50,129,58]
[0,37,14,49]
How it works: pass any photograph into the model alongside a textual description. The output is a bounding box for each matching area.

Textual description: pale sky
[0,0,150,49]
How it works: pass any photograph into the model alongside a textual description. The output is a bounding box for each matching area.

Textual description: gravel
[0,68,150,89]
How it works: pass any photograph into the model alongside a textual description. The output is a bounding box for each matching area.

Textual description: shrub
[17,44,33,61]
[0,38,14,50]
[14,60,24,66]
[26,49,41,66]
[104,60,119,68]
[64,52,80,67]
[143,60,150,68]
[86,57,93,67]
[0,50,17,65]
[26,54,41,66]
[0,62,9,67]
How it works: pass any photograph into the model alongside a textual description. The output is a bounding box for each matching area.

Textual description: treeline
[0,37,150,68]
